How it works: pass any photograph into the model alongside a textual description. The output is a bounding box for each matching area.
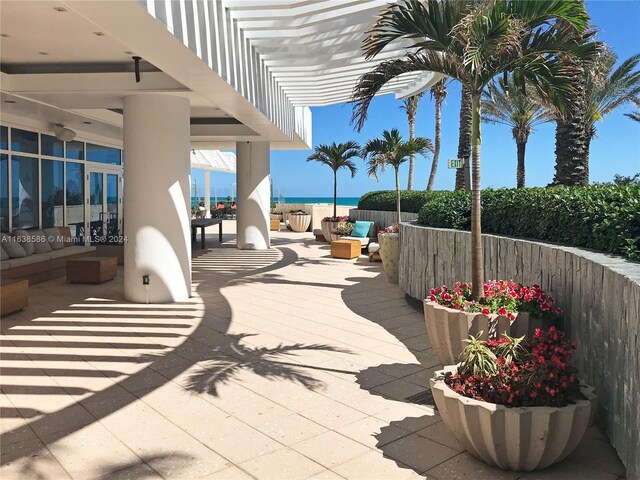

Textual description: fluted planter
[424,301,512,365]
[289,213,311,232]
[430,365,595,471]
[378,232,399,284]
[321,221,342,243]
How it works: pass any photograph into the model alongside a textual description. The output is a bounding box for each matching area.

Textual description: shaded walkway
[0,230,626,479]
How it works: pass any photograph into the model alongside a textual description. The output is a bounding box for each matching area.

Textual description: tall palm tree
[583,51,640,163]
[427,79,449,190]
[361,129,433,226]
[400,92,424,190]
[482,77,553,187]
[455,86,473,190]
[306,142,360,219]
[352,0,597,299]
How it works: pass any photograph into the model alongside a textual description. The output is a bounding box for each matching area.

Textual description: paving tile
[426,452,519,480]
[336,416,410,449]
[292,431,371,469]
[240,448,325,480]
[517,460,619,480]
[332,450,426,480]
[305,469,345,480]
[0,437,71,480]
[254,413,329,446]
[380,433,459,473]
[565,434,626,476]
[371,378,426,402]
[199,465,255,479]
[416,421,463,451]
[298,399,368,430]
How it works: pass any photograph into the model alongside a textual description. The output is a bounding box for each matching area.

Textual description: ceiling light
[4,100,16,104]
[53,6,67,12]
[0,34,9,38]
[83,121,92,125]
[38,51,50,56]
[93,32,105,37]
[52,124,77,142]
[124,50,134,55]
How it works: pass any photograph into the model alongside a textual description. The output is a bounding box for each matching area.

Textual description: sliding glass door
[85,165,122,244]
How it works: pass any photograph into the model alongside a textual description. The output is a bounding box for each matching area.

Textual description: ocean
[192,197,360,207]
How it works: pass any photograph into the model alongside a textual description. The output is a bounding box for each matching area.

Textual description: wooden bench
[1,279,29,316]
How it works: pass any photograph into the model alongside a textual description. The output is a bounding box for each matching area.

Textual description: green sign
[448,158,464,169]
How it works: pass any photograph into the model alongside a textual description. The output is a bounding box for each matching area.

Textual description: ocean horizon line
[192,196,360,206]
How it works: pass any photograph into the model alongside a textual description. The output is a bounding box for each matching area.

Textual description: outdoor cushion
[368,242,380,253]
[1,245,9,261]
[48,246,96,259]
[13,229,36,255]
[32,230,52,254]
[351,221,373,238]
[1,233,27,258]
[44,228,65,250]
[341,236,370,246]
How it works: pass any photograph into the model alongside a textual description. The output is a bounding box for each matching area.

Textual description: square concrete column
[236,141,270,250]
[123,94,191,303]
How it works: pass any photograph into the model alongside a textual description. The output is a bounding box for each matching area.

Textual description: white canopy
[190,150,237,173]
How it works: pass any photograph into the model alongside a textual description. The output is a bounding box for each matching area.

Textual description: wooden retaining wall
[349,209,418,228]
[399,222,640,478]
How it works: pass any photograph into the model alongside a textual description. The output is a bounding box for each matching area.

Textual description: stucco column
[236,141,270,250]
[123,94,191,303]
[204,170,211,218]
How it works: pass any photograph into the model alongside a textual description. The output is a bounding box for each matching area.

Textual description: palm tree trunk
[426,94,442,190]
[333,170,337,219]
[516,141,526,188]
[470,94,484,300]
[395,168,401,227]
[407,113,415,191]
[456,86,472,190]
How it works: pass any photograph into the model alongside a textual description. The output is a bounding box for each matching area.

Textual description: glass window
[41,134,64,158]
[11,128,38,154]
[66,141,84,160]
[11,155,39,229]
[86,143,121,165]
[0,126,7,151]
[1,154,8,232]
[66,162,84,240]
[41,160,64,228]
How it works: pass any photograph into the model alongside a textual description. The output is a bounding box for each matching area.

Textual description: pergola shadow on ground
[0,231,626,479]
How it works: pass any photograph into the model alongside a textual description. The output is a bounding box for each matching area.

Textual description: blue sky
[194,0,640,199]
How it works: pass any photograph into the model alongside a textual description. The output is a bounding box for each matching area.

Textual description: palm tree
[352,0,597,299]
[583,51,640,163]
[306,142,360,219]
[482,77,553,187]
[400,92,424,190]
[361,129,433,226]
[427,79,449,190]
[626,97,640,122]
[455,86,473,190]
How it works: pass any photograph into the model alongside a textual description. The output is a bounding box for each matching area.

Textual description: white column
[204,170,211,218]
[123,94,191,303]
[236,141,270,250]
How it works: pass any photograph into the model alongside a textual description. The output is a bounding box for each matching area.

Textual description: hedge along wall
[349,209,418,229]
[399,222,640,477]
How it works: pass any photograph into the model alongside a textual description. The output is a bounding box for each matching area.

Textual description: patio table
[191,218,223,249]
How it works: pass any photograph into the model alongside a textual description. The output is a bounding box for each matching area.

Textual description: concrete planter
[430,365,595,471]
[378,233,399,284]
[289,214,311,232]
[321,221,342,243]
[423,301,512,365]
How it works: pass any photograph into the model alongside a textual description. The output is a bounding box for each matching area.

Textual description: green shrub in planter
[358,190,433,213]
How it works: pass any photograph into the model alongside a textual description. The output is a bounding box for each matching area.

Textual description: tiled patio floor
[0,226,626,479]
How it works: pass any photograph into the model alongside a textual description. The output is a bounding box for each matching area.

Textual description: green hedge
[358,190,433,213]
[413,185,640,260]
[359,186,640,260]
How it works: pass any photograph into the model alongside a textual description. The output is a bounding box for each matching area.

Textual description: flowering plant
[381,223,399,234]
[322,215,354,222]
[330,221,354,236]
[289,210,309,215]
[429,281,563,323]
[445,327,580,408]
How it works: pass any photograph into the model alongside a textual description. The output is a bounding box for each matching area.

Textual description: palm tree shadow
[143,333,354,397]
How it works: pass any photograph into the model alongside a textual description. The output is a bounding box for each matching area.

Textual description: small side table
[331,239,362,259]
[1,279,29,316]
[67,256,117,284]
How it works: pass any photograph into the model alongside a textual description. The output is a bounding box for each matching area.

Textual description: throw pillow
[32,230,52,254]
[44,228,64,250]
[351,221,373,238]
[1,233,27,258]
[13,229,36,255]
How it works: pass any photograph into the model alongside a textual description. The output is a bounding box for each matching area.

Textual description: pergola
[191,150,237,216]
[0,0,439,303]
